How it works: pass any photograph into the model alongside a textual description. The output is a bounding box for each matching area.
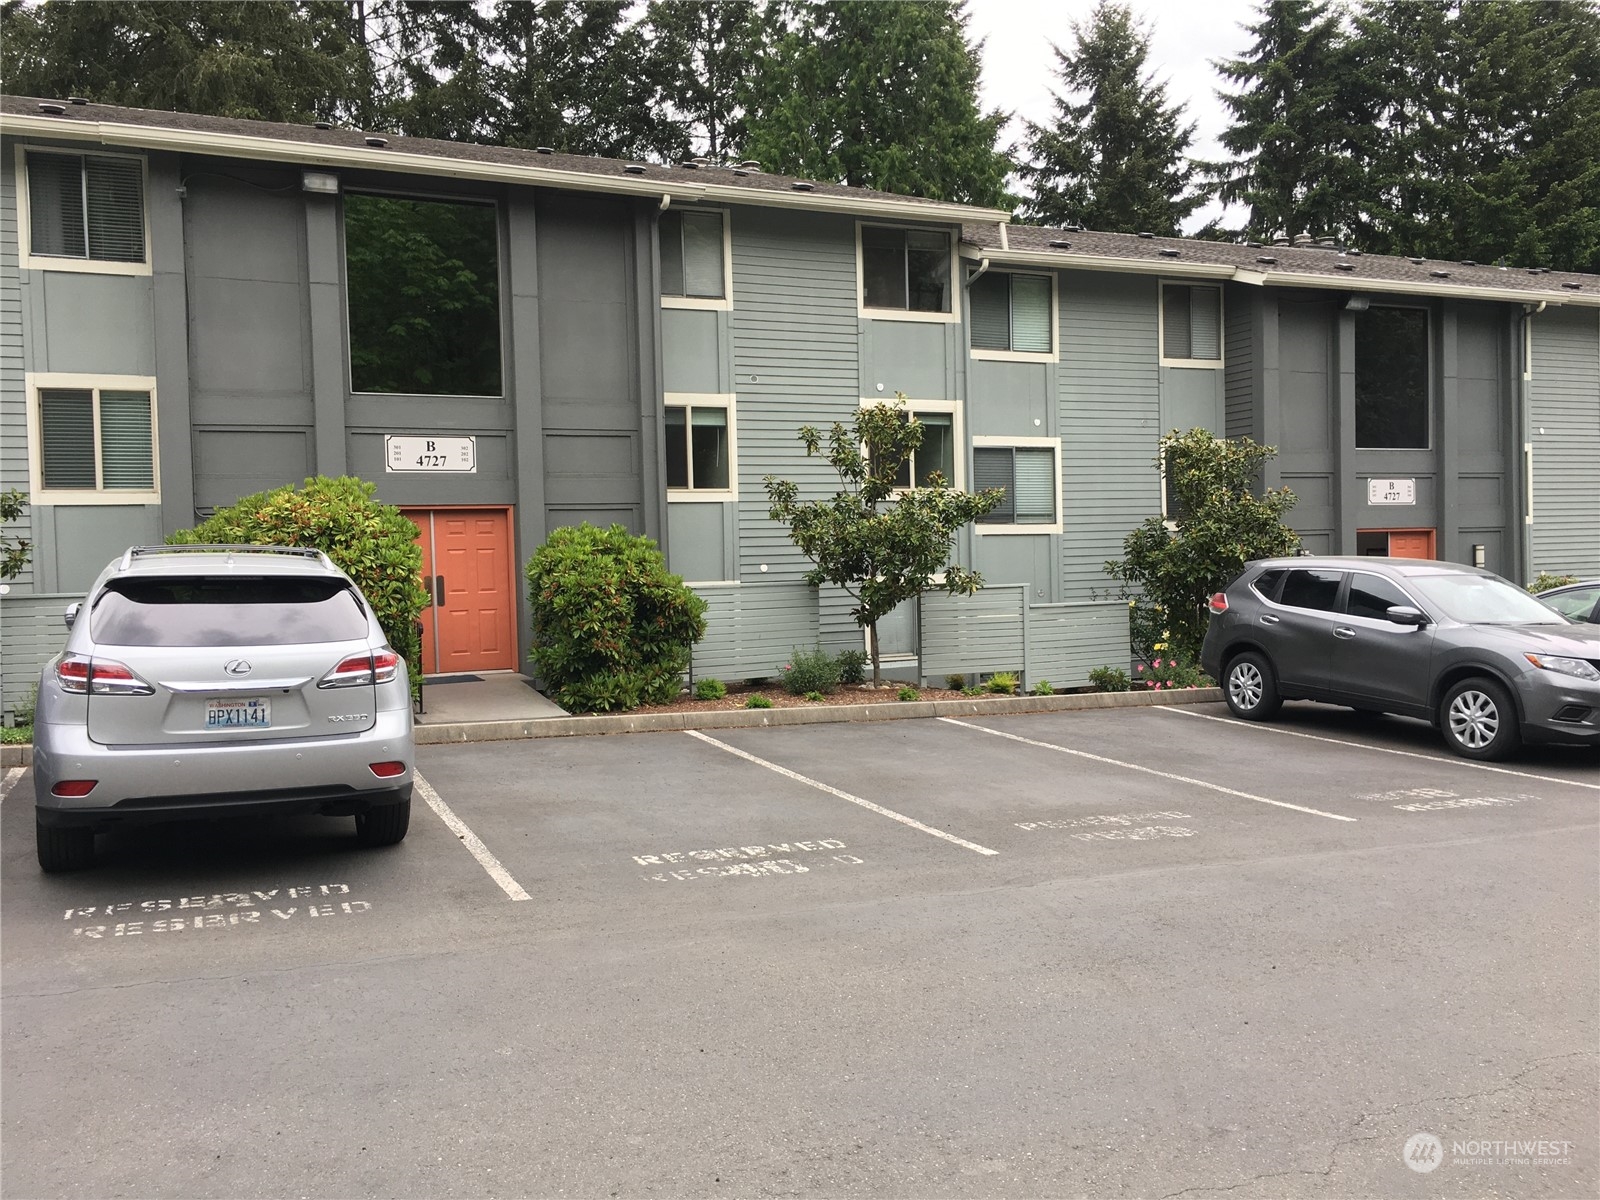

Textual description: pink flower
[1135,664,1144,672]
[1153,658,1163,668]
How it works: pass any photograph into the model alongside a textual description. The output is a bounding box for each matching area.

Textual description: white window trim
[971,435,1062,535]
[855,221,962,324]
[660,205,733,311]
[858,397,964,492]
[969,269,1060,363]
[1158,280,1224,369]
[664,392,738,502]
[14,144,153,277]
[25,371,161,505]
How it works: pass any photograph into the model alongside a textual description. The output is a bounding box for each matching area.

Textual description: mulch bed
[632,680,1063,714]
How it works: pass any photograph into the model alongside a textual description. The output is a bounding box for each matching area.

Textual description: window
[664,394,735,499]
[1251,568,1287,601]
[93,577,368,646]
[660,209,728,305]
[1345,573,1414,621]
[20,148,147,272]
[1161,284,1222,363]
[859,224,953,318]
[1542,585,1600,623]
[970,271,1054,358]
[1356,307,1429,449]
[27,374,159,503]
[1278,568,1343,612]
[344,192,501,396]
[972,439,1060,531]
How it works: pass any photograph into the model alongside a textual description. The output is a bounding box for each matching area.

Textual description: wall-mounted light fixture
[1344,294,1370,312]
[1472,544,1486,568]
[301,170,340,195]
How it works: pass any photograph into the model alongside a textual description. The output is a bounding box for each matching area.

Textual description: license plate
[205,697,272,729]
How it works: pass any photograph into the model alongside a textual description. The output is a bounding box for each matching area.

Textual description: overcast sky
[964,0,1263,228]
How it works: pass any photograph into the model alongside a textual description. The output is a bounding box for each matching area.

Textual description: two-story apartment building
[2,96,1596,715]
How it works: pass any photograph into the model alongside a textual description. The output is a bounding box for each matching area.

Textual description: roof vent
[1430,270,1451,278]
[364,135,387,148]
[738,160,761,170]
[1293,234,1315,246]
[1048,239,1072,249]
[1137,232,1154,239]
[679,160,699,169]
[732,168,749,177]
[1408,256,1425,265]
[535,146,554,155]
[37,101,66,115]
[1256,256,1278,265]
[1459,259,1477,267]
[623,164,647,175]
[1158,248,1180,258]
[313,120,332,130]
[1246,241,1263,248]
[791,181,815,191]
[1561,281,1583,290]
[1335,262,1356,271]
[68,96,89,106]
[1348,249,1363,256]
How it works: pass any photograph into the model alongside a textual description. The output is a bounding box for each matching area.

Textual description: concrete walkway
[414,671,568,725]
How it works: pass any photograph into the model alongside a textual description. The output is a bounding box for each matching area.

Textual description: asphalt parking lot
[3,700,1596,1199]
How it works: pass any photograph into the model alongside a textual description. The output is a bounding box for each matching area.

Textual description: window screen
[1162,285,1221,360]
[27,151,146,263]
[971,273,1051,352]
[660,210,725,299]
[1356,307,1429,448]
[974,446,1056,525]
[1279,569,1343,612]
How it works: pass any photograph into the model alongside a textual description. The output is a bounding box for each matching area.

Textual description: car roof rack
[121,545,331,569]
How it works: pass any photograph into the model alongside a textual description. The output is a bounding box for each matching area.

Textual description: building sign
[385,435,476,473]
[1368,478,1416,505]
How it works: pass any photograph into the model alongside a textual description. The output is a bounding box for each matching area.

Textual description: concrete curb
[2,744,32,768]
[413,687,1223,745]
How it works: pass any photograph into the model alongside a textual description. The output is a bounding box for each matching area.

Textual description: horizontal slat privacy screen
[39,389,97,489]
[98,391,155,488]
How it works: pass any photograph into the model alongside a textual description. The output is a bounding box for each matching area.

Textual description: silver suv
[33,545,414,871]
[1200,557,1600,761]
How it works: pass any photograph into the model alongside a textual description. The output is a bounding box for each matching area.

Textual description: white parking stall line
[1157,707,1600,791]
[939,717,1358,822]
[685,730,1000,856]
[414,771,531,901]
[0,767,23,802]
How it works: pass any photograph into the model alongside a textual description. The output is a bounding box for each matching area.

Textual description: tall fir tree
[1204,0,1364,243]
[741,0,1010,206]
[1018,1,1202,233]
[640,1,765,162]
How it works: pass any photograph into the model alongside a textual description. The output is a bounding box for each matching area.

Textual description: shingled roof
[0,94,1007,222]
[961,222,1600,307]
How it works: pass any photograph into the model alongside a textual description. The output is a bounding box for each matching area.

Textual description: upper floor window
[859,224,954,319]
[972,438,1061,532]
[1356,306,1429,449]
[664,393,736,500]
[970,271,1055,359]
[1161,283,1222,364]
[660,209,728,307]
[21,148,148,273]
[865,401,960,489]
[344,192,502,396]
[27,373,159,504]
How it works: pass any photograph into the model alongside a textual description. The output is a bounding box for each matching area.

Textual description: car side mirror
[1386,605,1428,627]
[63,602,80,629]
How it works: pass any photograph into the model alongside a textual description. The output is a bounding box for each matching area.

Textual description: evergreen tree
[1204,0,1364,243]
[742,0,1010,206]
[641,0,764,162]
[1018,1,1202,233]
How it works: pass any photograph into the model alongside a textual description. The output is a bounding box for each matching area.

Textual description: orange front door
[1387,530,1436,560]
[403,508,516,675]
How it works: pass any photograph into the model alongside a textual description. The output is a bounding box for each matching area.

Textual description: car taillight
[320,650,399,689]
[56,656,153,696]
[1208,592,1230,614]
[51,780,98,797]
[369,761,406,778]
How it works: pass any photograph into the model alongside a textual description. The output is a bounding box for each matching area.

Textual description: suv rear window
[92,577,369,646]
[1279,569,1344,612]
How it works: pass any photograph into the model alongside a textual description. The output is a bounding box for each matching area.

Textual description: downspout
[659,193,671,212]
[1517,300,1547,578]
[966,257,991,287]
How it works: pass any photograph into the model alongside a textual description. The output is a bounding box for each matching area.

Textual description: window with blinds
[664,401,732,492]
[35,383,157,495]
[1161,284,1222,362]
[970,272,1053,354]
[660,210,726,300]
[973,445,1057,525]
[26,151,147,264]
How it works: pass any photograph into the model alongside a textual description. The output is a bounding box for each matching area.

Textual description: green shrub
[1088,666,1132,692]
[835,648,869,685]
[945,673,968,691]
[781,647,841,695]
[803,690,826,702]
[171,476,427,691]
[984,671,1020,695]
[1135,655,1211,690]
[11,683,37,727]
[1031,679,1055,696]
[897,685,919,701]
[1,724,31,744]
[961,685,984,697]
[745,694,774,709]
[526,523,707,714]
[694,677,727,701]
[1528,571,1580,594]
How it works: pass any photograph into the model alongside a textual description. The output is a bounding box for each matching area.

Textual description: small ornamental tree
[1105,429,1301,663]
[525,523,707,714]
[169,476,428,687]
[1,489,31,581]
[764,397,1003,688]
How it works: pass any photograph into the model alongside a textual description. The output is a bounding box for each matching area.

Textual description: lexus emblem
[224,659,253,676]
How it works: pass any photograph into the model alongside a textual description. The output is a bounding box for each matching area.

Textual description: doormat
[424,674,484,686]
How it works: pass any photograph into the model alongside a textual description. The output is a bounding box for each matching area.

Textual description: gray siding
[1447,303,1511,574]
[690,582,819,680]
[1,592,75,720]
[0,142,29,590]
[1275,296,1338,553]
[921,588,1129,689]
[1224,287,1255,440]
[1529,308,1600,576]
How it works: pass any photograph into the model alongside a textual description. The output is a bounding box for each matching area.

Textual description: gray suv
[1200,557,1600,761]
[33,545,414,872]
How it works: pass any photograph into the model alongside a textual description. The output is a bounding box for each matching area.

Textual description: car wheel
[1224,651,1282,720]
[1439,677,1521,761]
[37,820,95,873]
[355,799,410,847]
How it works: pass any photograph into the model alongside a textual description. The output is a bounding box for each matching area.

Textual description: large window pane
[690,408,729,489]
[27,153,87,259]
[345,193,502,396]
[1013,448,1055,523]
[98,390,155,488]
[973,447,1012,522]
[862,226,906,309]
[905,230,950,312]
[681,211,725,298]
[659,211,686,296]
[84,156,146,262]
[1188,286,1221,359]
[912,413,954,486]
[39,389,96,489]
[969,273,1010,349]
[1163,287,1192,359]
[1356,307,1429,448]
[1010,274,1052,352]
[664,407,689,488]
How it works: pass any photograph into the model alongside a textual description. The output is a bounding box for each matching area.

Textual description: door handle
[435,575,446,607]
[1333,626,1356,639]
[1259,614,1280,625]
